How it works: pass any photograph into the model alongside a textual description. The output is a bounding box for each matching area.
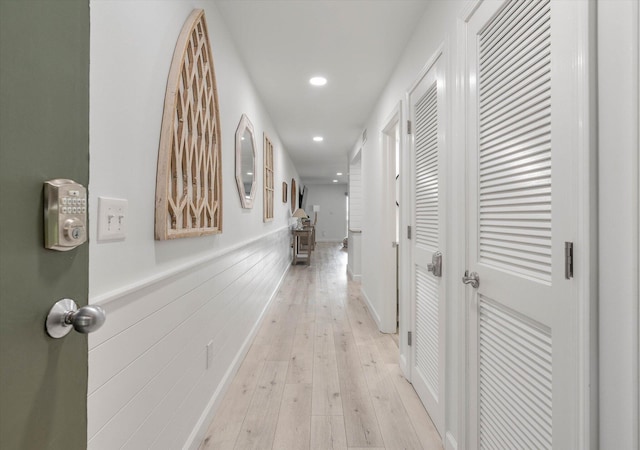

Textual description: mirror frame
[235,114,257,208]
[290,178,297,213]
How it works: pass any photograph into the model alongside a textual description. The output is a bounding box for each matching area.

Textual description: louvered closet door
[465,1,582,449]
[408,53,445,437]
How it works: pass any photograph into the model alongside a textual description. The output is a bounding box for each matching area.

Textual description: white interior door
[465,0,586,448]
[408,52,446,437]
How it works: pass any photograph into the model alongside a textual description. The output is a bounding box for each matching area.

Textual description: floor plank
[286,327,315,384]
[200,243,440,450]
[233,361,288,450]
[312,322,343,415]
[272,383,313,449]
[358,343,422,449]
[389,365,443,449]
[334,331,385,448]
[310,415,348,450]
[199,344,269,450]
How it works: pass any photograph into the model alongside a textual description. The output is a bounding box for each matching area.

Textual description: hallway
[200,243,441,450]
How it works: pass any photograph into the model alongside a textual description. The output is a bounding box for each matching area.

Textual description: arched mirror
[235,114,256,208]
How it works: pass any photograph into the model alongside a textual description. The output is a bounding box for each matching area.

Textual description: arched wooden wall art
[155,9,222,240]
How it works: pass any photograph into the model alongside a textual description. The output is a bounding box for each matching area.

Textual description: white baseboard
[183,263,291,450]
[360,286,383,331]
[347,264,361,281]
[399,354,409,378]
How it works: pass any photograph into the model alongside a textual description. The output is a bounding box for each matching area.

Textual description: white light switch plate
[97,197,128,241]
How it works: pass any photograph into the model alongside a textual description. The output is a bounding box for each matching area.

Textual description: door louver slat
[479,0,552,282]
[479,297,553,450]
[480,4,549,76]
[479,0,540,55]
[415,82,439,250]
[415,267,439,398]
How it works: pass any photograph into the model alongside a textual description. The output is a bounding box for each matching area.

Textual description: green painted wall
[0,1,90,449]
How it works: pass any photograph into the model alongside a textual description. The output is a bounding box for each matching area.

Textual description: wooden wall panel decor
[155,9,222,240]
[263,134,274,222]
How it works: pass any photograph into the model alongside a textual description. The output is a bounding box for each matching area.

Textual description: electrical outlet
[97,197,128,241]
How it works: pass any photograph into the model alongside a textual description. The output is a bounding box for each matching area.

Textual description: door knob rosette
[46,298,106,338]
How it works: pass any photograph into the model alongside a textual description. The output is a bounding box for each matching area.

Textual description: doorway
[382,104,402,337]
[347,150,363,281]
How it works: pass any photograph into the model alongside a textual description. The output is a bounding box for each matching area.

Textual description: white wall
[88,1,301,448]
[304,184,348,242]
[90,1,300,297]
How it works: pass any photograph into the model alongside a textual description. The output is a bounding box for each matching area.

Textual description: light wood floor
[200,243,442,450]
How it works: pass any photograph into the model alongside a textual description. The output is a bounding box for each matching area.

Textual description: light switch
[98,197,128,241]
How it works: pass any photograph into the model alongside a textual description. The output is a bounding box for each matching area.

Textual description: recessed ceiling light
[313,136,324,142]
[309,76,327,86]
[246,172,253,175]
[332,179,338,183]
[336,172,343,176]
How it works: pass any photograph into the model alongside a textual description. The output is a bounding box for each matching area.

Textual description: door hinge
[408,331,412,346]
[407,120,412,134]
[407,225,412,240]
[565,242,574,279]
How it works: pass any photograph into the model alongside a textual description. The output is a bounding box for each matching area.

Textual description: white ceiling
[215,0,430,185]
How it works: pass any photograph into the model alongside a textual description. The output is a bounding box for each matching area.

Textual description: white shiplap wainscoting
[87,228,291,450]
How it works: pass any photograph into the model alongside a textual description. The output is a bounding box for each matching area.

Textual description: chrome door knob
[462,270,480,288]
[46,298,106,338]
[70,305,106,333]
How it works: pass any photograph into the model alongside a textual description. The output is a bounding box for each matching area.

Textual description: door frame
[458,0,597,448]
[635,4,640,446]
[381,102,402,335]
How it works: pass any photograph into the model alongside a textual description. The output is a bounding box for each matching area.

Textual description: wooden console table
[292,228,313,265]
